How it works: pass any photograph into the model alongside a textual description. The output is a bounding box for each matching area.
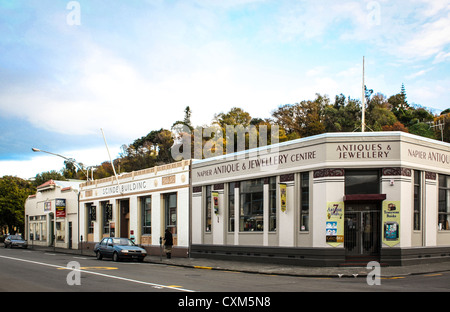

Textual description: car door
[97,238,107,255]
[104,238,114,257]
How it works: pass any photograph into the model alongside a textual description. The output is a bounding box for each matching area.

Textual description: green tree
[272,93,328,139]
[33,170,66,187]
[324,94,361,132]
[366,93,398,131]
[214,107,252,128]
[0,176,35,235]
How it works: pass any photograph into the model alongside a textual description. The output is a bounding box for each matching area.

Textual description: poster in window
[44,201,51,213]
[382,201,400,247]
[212,191,219,215]
[280,183,287,212]
[326,202,344,247]
[55,198,66,218]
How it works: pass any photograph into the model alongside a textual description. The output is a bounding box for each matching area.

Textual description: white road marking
[0,254,195,292]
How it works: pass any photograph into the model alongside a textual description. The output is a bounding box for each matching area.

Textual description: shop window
[30,223,36,241]
[240,179,264,231]
[141,196,151,235]
[439,175,450,231]
[269,177,277,232]
[414,171,421,231]
[300,172,310,231]
[41,220,47,241]
[56,221,65,242]
[101,201,111,235]
[29,215,47,241]
[228,183,235,232]
[86,203,95,234]
[345,170,380,194]
[165,193,177,235]
[205,186,212,232]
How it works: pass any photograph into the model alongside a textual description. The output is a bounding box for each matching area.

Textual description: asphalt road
[1,247,449,299]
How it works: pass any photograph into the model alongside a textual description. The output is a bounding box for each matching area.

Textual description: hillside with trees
[35,85,450,180]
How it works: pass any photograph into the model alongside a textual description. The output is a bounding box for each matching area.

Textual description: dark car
[4,234,28,249]
[94,237,147,262]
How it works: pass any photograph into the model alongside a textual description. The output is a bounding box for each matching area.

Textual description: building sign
[55,198,66,218]
[405,143,450,170]
[382,201,400,247]
[334,143,393,160]
[102,181,148,196]
[280,183,287,212]
[193,139,403,184]
[194,147,320,183]
[326,202,344,247]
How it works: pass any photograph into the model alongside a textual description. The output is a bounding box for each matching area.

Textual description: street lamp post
[31,148,89,180]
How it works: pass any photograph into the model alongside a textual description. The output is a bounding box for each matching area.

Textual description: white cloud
[0,145,122,180]
[397,12,450,60]
[405,68,433,79]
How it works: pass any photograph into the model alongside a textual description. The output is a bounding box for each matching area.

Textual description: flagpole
[362,56,366,133]
[100,128,122,193]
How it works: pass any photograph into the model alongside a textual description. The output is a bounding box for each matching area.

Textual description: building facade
[25,180,82,249]
[191,132,450,266]
[79,160,190,257]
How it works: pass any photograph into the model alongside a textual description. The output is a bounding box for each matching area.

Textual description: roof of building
[37,179,83,191]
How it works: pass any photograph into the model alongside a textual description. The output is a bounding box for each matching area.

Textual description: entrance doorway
[120,200,130,238]
[344,203,380,258]
[68,222,72,249]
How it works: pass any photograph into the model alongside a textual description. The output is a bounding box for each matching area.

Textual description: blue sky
[1,0,449,179]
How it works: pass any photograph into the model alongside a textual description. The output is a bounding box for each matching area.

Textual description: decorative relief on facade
[280,173,295,182]
[425,171,437,180]
[382,167,411,177]
[313,169,345,178]
[162,175,176,185]
[193,186,202,193]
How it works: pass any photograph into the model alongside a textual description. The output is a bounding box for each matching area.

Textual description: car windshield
[111,238,135,246]
[10,235,23,240]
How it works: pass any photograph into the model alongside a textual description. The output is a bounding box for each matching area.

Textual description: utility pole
[431,119,445,141]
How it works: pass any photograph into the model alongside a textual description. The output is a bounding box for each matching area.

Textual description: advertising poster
[55,198,66,218]
[212,191,219,215]
[382,201,400,247]
[280,183,287,212]
[326,202,344,247]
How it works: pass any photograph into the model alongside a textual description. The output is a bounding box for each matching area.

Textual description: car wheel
[96,251,103,260]
[113,252,120,262]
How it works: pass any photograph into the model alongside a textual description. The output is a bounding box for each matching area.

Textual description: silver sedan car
[4,234,28,248]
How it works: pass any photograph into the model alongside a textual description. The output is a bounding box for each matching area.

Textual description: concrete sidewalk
[27,245,450,278]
